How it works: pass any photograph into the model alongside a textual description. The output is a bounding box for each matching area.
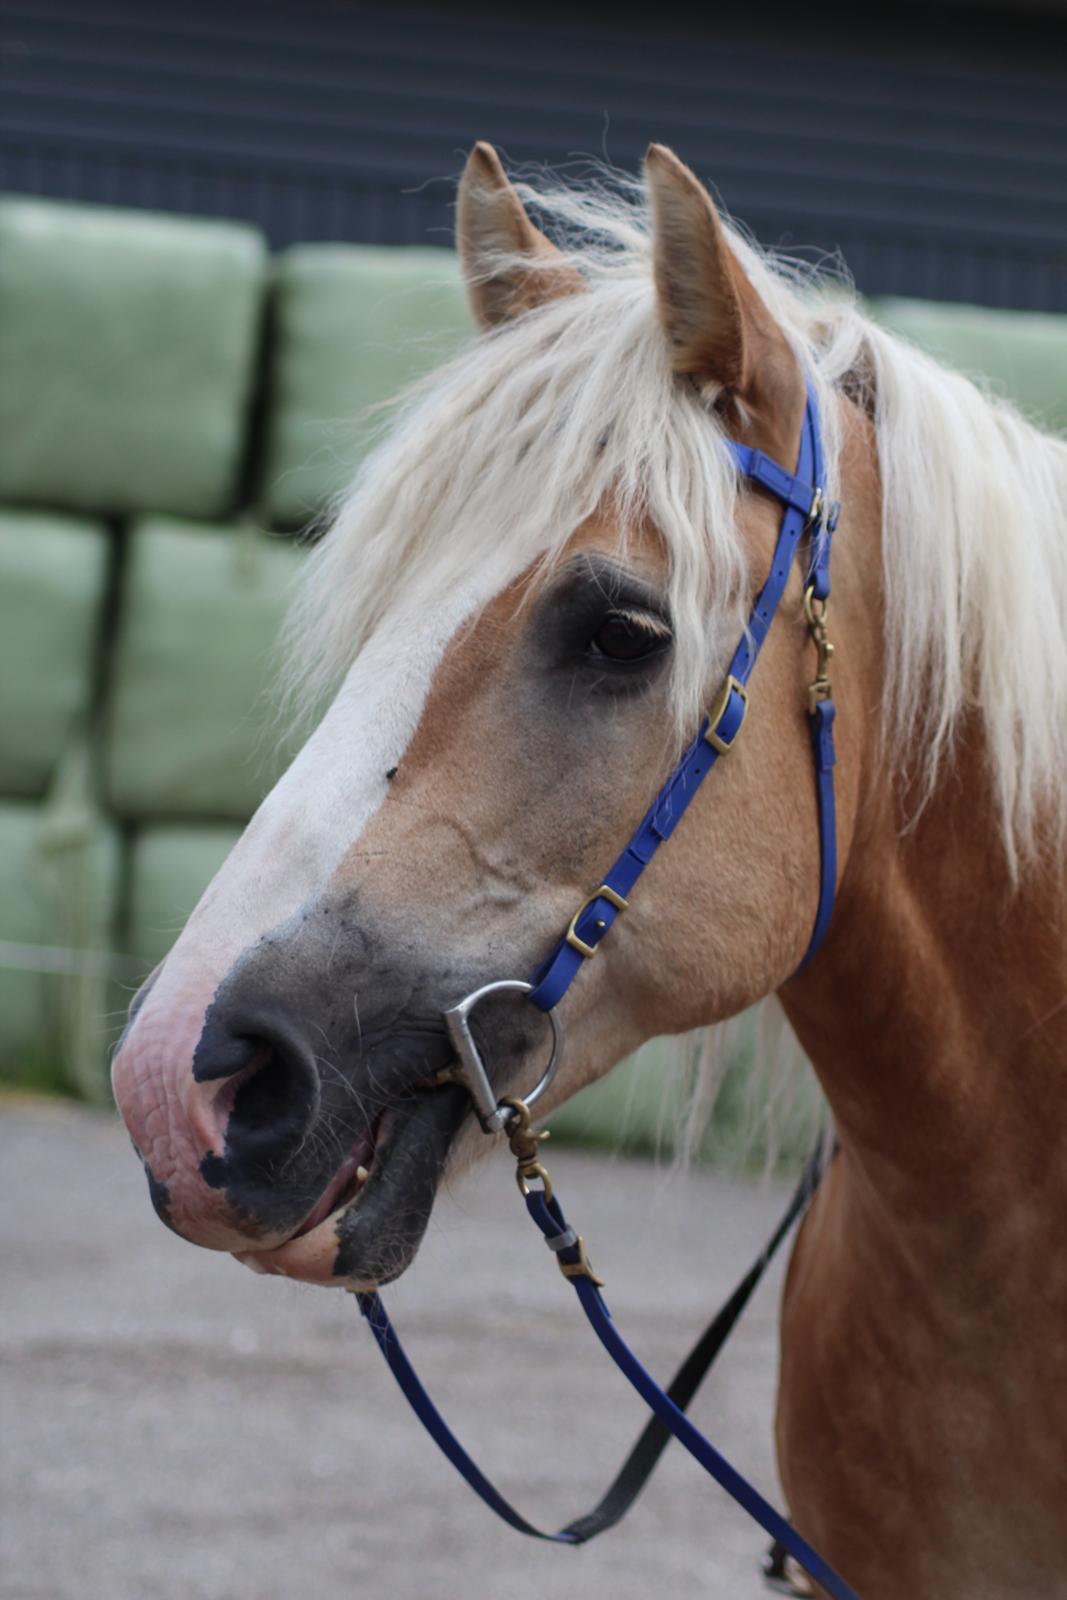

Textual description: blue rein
[357,385,857,1599]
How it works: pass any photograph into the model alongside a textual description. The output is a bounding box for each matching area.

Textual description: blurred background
[0,0,1065,1148]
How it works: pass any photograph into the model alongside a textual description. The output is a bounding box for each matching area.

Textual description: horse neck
[781,705,1067,1231]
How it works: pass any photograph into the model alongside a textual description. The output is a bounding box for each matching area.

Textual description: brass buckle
[564,884,628,959]
[704,674,748,755]
[558,1235,604,1288]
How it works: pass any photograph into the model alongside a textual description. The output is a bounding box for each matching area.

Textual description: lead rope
[356,1122,855,1596]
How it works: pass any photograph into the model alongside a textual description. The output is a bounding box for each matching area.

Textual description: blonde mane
[291,166,1067,872]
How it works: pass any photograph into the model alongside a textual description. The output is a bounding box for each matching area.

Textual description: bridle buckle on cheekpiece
[704,673,749,755]
[564,884,629,959]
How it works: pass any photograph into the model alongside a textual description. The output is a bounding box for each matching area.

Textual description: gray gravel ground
[2,1097,796,1600]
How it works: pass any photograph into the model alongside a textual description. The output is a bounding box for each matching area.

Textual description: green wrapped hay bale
[104,519,303,822]
[262,245,472,529]
[0,802,58,1079]
[127,822,243,969]
[870,298,1067,436]
[548,1043,680,1157]
[548,1024,823,1172]
[0,510,111,797]
[0,790,120,1097]
[0,197,266,518]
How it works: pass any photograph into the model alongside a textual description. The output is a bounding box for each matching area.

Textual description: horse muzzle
[110,942,548,1281]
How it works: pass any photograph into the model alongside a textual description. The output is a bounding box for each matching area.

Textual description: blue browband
[528,379,839,1011]
[357,383,855,1599]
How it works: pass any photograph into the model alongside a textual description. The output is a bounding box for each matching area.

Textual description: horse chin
[233,1082,469,1288]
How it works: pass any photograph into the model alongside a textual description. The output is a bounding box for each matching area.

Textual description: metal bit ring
[442,979,564,1134]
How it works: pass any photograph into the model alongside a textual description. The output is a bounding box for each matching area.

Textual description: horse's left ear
[457,142,585,329]
[645,144,796,414]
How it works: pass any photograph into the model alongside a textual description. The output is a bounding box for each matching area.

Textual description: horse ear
[645,143,791,406]
[457,142,585,329]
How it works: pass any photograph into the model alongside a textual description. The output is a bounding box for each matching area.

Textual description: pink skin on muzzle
[112,956,285,1253]
[112,948,384,1284]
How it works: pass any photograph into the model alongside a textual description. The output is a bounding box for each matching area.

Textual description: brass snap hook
[499,1095,554,1202]
[803,584,835,712]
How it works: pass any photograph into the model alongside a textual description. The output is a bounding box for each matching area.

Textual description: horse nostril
[192,1008,321,1169]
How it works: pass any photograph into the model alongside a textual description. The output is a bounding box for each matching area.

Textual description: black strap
[559,1138,828,1543]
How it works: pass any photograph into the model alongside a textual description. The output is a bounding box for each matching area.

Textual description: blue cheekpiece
[528,379,839,1010]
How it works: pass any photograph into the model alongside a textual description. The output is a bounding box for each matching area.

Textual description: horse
[111,141,1067,1597]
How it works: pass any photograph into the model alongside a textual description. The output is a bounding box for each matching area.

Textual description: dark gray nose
[192,1002,321,1174]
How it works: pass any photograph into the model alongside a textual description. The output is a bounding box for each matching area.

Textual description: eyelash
[589,608,673,662]
[612,607,672,641]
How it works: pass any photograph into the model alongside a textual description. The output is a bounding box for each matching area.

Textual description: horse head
[111,143,876,1288]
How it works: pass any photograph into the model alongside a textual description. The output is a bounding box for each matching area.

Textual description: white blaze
[109,580,491,1230]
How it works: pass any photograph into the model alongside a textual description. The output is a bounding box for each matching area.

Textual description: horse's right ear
[457,142,585,329]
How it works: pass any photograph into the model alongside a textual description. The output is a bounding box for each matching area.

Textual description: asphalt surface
[2,1097,796,1600]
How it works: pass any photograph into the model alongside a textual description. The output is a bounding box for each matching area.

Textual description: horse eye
[589,611,670,662]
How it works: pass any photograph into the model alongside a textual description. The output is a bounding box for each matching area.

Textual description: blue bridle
[529,377,838,1010]
[357,383,857,1600]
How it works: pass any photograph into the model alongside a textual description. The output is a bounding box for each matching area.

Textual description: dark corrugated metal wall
[1,0,1065,310]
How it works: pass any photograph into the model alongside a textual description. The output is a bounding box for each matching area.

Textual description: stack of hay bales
[0,511,115,1094]
[0,195,469,1096]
